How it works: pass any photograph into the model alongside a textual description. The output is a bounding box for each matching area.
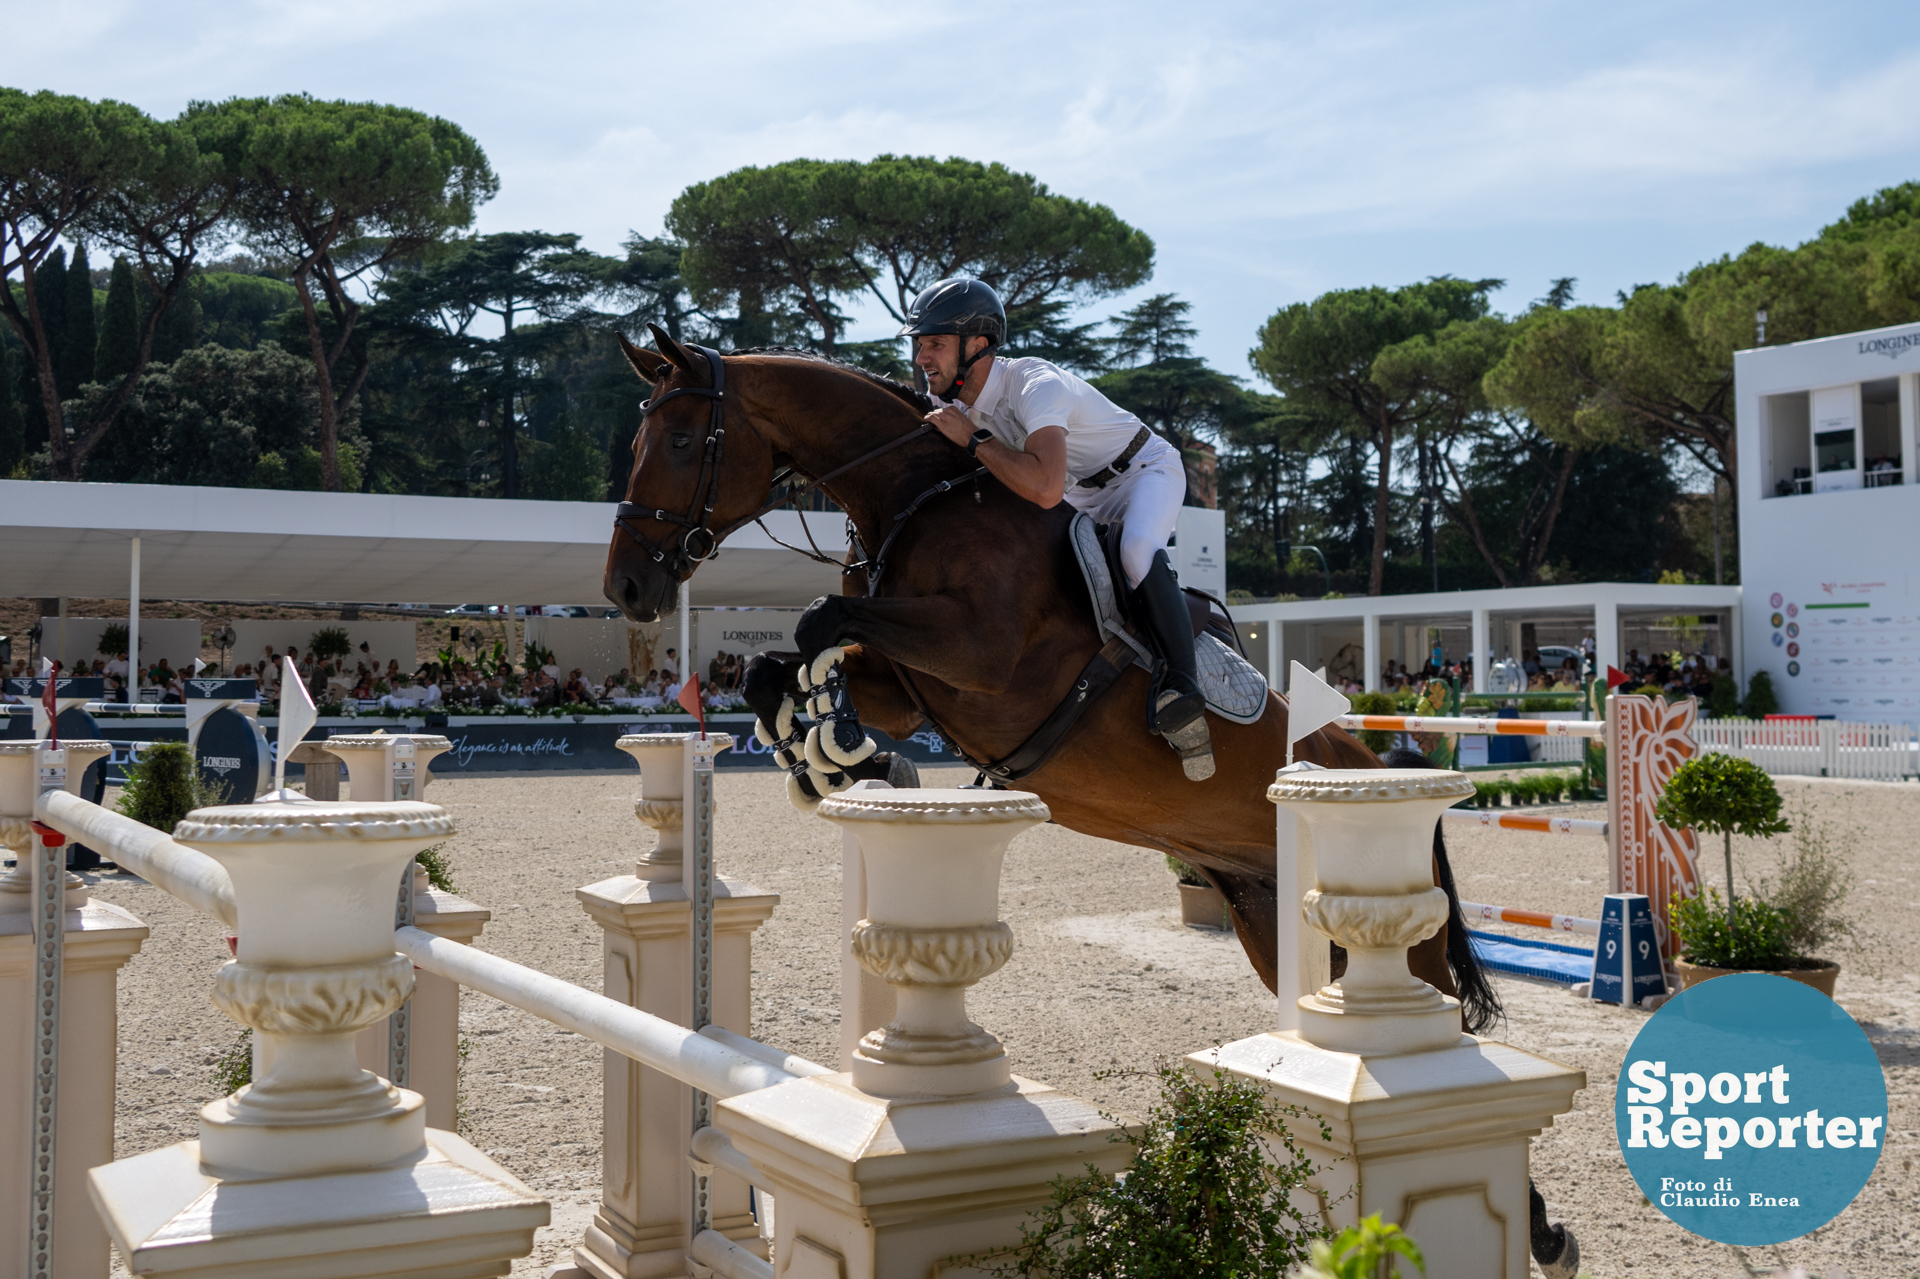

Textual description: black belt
[1075,426,1152,490]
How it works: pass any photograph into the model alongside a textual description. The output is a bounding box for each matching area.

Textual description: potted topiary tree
[1168,856,1228,930]
[1654,754,1839,992]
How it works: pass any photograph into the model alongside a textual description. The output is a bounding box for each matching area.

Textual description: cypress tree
[0,346,23,476]
[94,257,141,385]
[20,248,66,450]
[58,243,97,396]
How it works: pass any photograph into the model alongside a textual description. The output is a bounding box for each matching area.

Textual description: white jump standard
[1199,767,1585,1279]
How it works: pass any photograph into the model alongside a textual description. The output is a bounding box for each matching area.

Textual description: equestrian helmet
[896,278,1006,346]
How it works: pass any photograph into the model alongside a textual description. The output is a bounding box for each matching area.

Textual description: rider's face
[914,335,959,393]
[913,334,985,396]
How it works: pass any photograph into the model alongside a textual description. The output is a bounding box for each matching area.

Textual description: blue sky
[15,0,1920,376]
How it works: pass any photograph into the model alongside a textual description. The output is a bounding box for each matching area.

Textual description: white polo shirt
[938,356,1175,487]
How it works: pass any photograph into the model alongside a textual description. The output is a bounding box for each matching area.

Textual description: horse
[600,324,1501,1033]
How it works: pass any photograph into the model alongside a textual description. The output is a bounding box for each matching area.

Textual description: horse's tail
[1433,822,1502,1034]
[1381,748,1503,1034]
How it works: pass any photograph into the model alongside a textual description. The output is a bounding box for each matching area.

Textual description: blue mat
[1467,929,1595,985]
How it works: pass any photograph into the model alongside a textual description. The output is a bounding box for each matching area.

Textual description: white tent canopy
[0,480,847,607]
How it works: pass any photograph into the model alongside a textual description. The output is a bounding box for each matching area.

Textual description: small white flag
[1285,660,1351,766]
[272,656,318,797]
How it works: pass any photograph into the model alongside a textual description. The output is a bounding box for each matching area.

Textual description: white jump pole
[128,537,141,701]
[678,579,691,689]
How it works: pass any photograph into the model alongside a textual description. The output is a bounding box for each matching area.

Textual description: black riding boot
[1132,550,1215,781]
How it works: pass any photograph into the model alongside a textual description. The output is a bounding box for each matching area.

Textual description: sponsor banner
[6,677,106,699]
[195,707,267,803]
[186,678,258,700]
[427,718,965,773]
[2,714,976,777]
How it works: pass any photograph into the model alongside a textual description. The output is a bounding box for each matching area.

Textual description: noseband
[612,345,731,576]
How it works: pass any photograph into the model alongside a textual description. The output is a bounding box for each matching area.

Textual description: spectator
[662,648,679,680]
[564,669,593,704]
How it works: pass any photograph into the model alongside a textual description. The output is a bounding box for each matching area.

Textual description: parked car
[1538,644,1583,672]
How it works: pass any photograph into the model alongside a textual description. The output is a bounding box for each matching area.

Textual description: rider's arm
[978,425,1067,508]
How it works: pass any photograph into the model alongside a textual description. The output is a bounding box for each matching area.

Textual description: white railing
[1694,718,1917,781]
[38,791,237,925]
[393,926,822,1099]
[32,783,802,1276]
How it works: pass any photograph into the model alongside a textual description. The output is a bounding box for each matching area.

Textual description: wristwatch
[967,428,994,457]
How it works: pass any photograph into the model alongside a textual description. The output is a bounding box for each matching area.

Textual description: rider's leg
[1134,548,1215,779]
[1105,458,1215,780]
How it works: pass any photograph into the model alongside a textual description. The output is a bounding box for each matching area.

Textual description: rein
[612,345,988,595]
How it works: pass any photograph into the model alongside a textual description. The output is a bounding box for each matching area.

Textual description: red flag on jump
[1606,665,1631,690]
[677,672,706,737]
[43,662,60,748]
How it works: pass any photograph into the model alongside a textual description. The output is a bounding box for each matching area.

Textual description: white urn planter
[716,787,1131,1278]
[1193,767,1586,1279]
[1270,767,1474,1056]
[88,797,546,1279]
[827,786,1045,1099]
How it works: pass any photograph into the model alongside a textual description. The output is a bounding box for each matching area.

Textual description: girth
[886,633,1139,784]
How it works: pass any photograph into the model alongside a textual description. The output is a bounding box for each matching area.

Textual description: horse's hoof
[1537,1228,1579,1279]
[884,752,921,788]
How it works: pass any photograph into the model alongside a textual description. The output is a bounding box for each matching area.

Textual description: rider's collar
[956,355,1007,418]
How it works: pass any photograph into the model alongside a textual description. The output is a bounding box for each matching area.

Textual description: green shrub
[1165,855,1207,888]
[1347,691,1397,754]
[1741,671,1780,719]
[1294,1214,1426,1279]
[1517,694,1578,712]
[211,1026,252,1094]
[1706,674,1740,718]
[117,741,221,833]
[1754,806,1857,958]
[97,621,130,657]
[308,626,352,663]
[1671,888,1794,970]
[976,1064,1329,1277]
[416,843,458,893]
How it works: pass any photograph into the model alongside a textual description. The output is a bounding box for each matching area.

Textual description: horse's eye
[670,433,691,449]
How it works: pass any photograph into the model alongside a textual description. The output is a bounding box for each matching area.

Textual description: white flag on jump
[271,656,317,797]
[1285,660,1351,766]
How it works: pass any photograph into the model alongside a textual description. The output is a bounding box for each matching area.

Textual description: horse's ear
[616,332,670,384]
[647,322,700,377]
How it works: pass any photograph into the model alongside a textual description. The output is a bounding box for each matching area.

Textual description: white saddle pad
[1067,513,1268,725]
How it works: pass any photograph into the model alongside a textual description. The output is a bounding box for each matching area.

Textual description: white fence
[1693,718,1918,781]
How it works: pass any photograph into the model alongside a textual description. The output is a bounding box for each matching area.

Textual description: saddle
[907,515,1267,786]
[1092,517,1247,655]
[1076,516,1268,724]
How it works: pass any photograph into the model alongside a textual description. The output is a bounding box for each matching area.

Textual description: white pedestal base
[1192,1032,1584,1279]
[89,1128,548,1279]
[718,1073,1130,1279]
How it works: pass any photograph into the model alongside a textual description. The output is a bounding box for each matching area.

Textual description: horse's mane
[729,346,935,416]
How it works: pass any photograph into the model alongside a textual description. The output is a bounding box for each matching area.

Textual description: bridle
[611,345,984,594]
[612,344,733,577]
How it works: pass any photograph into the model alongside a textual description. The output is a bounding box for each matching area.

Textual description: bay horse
[600,324,1499,1030]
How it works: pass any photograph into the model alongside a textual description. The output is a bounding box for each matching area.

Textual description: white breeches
[1065,451,1186,589]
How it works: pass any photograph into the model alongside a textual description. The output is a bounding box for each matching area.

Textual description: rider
[900,277,1214,781]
